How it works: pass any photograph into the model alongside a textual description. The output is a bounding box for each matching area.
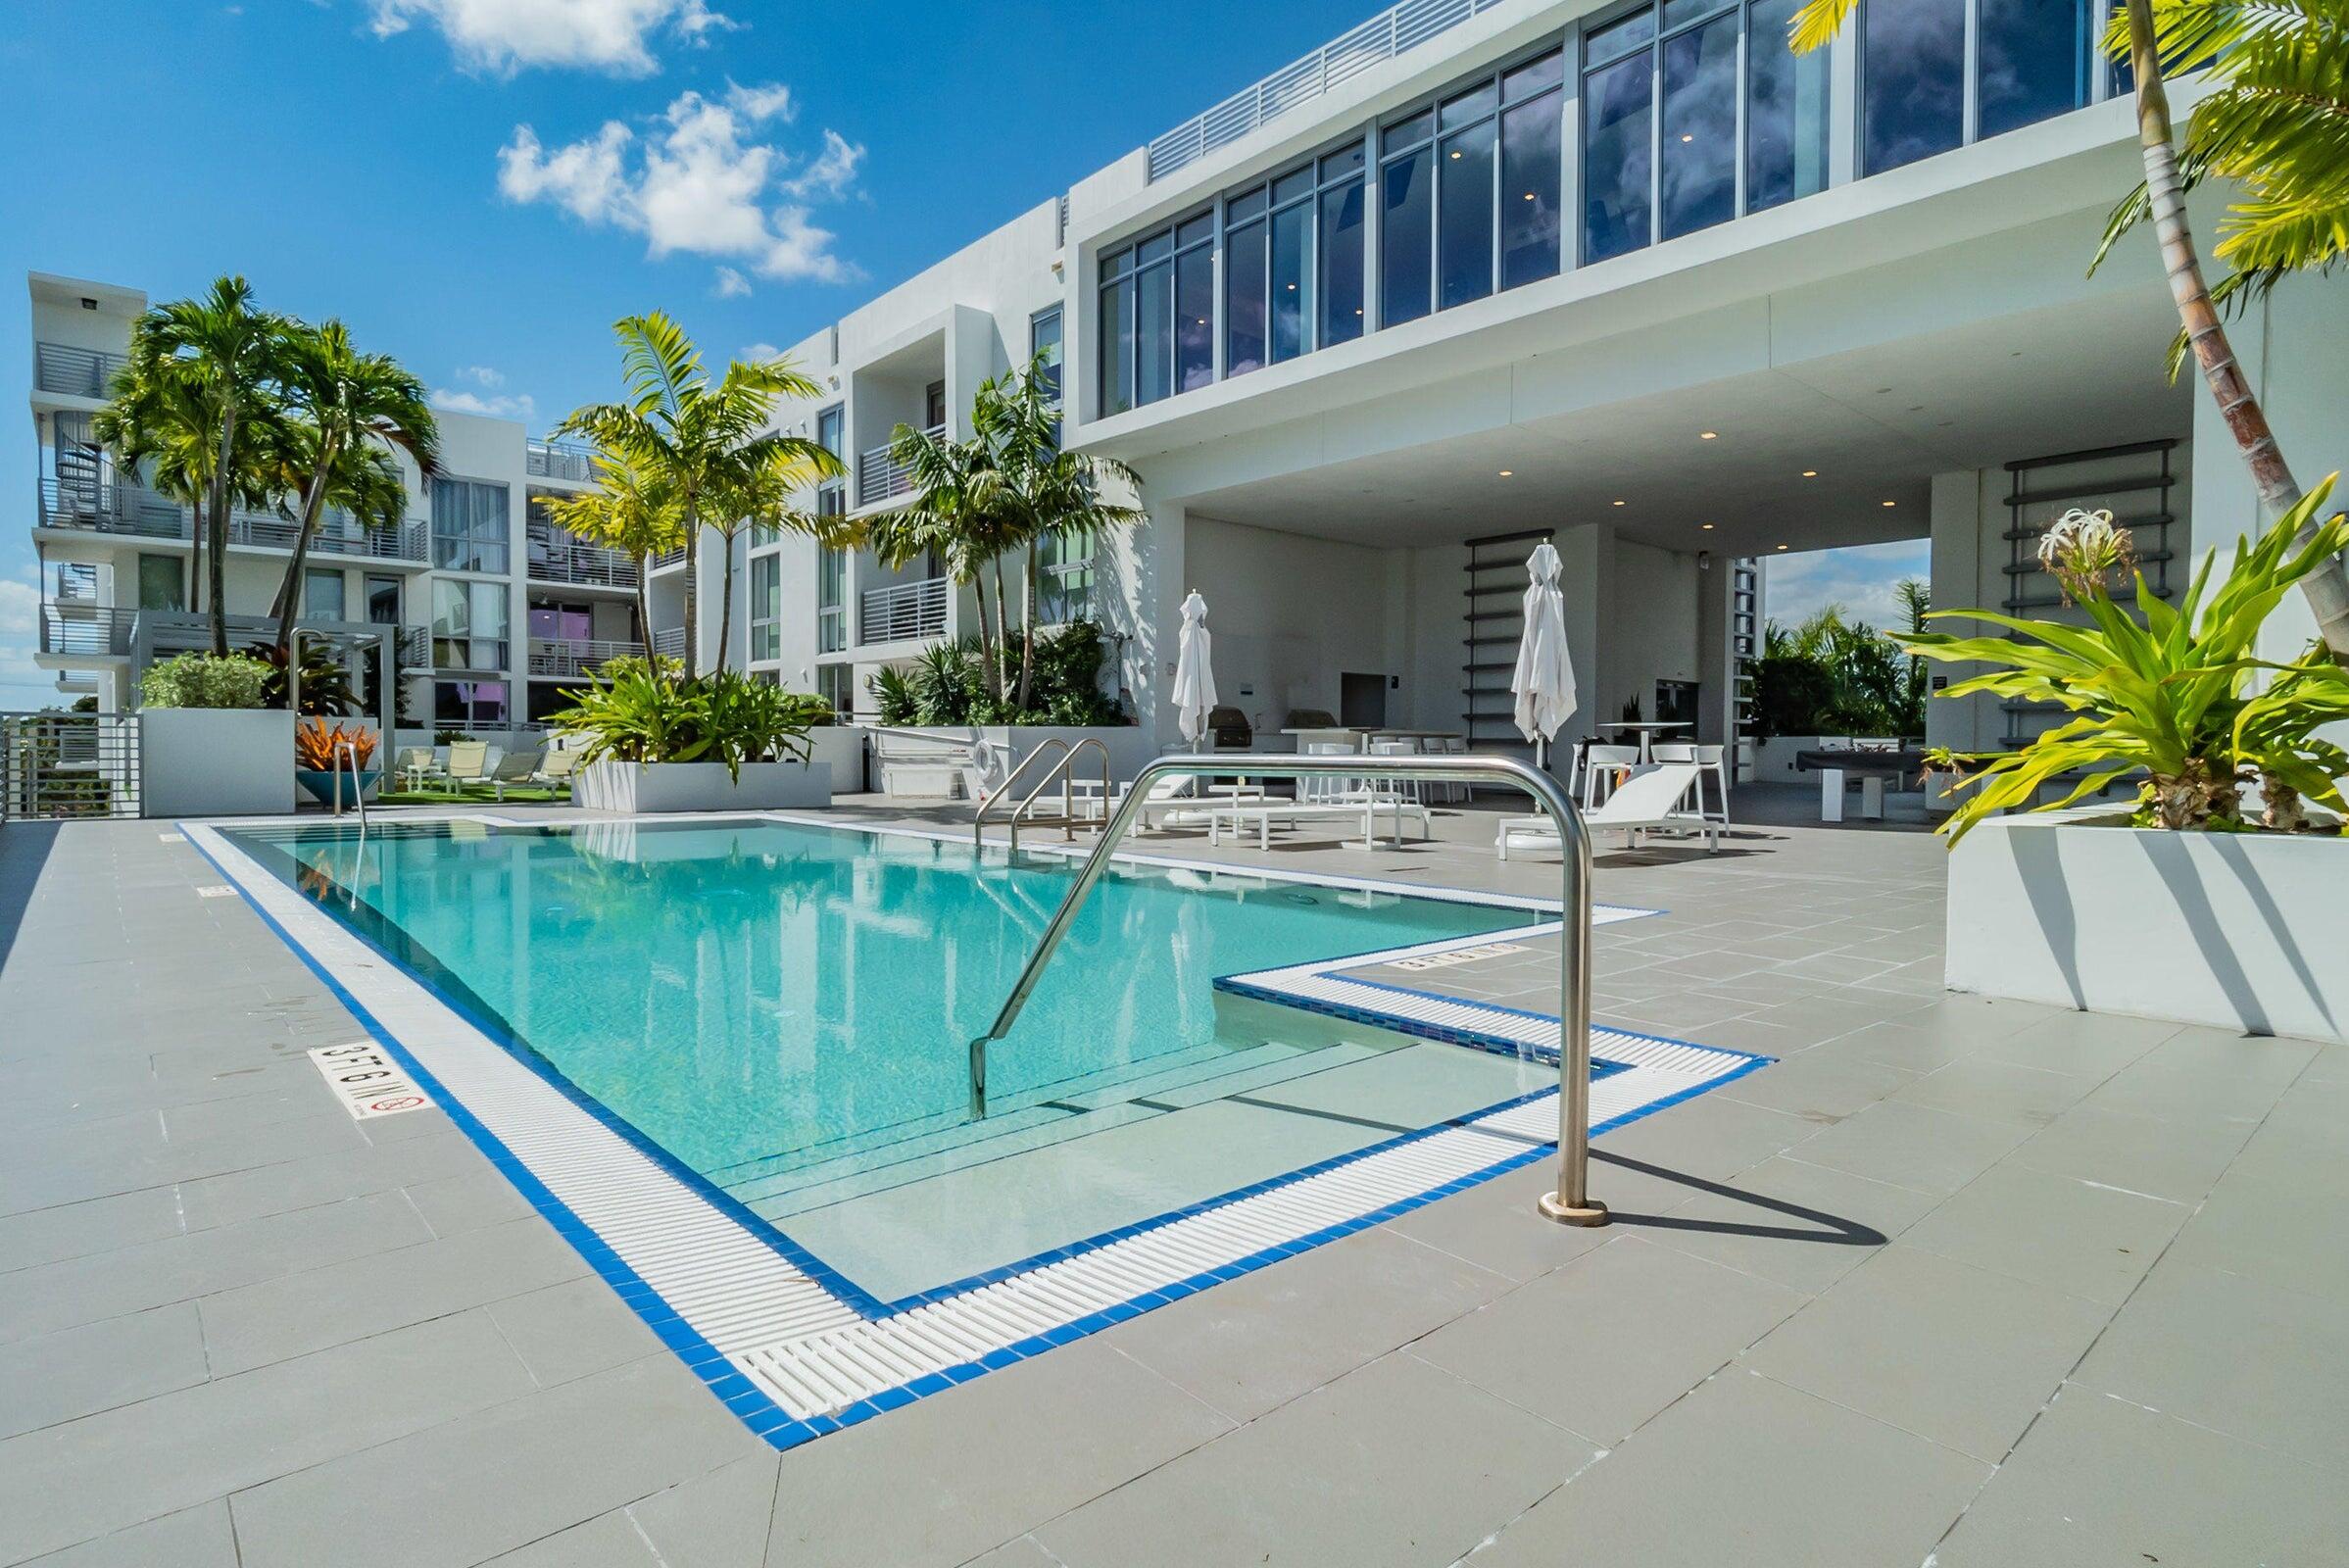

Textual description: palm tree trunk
[716,533,737,677]
[1017,545,1039,710]
[990,560,1011,704]
[208,410,235,657]
[681,502,701,679]
[271,458,338,664]
[2125,0,2349,660]
[187,493,205,617]
[634,566,655,688]
[969,575,999,707]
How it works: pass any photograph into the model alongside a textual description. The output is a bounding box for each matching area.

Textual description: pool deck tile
[3,792,2344,1564]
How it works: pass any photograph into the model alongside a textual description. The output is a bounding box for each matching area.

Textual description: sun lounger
[1206,796,1428,850]
[489,751,543,801]
[1494,763,1718,858]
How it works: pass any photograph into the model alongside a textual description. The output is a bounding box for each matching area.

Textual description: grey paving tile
[0,1302,209,1441]
[1890,1056,2103,1126]
[1633,1154,1938,1295]
[961,1539,1063,1568]
[16,1501,238,1568]
[1104,1225,1513,1423]
[402,1164,536,1237]
[0,1310,538,1564]
[230,1355,759,1568]
[1413,1236,1804,1444]
[1964,1009,2178,1077]
[623,1454,780,1568]
[1935,1386,2349,1567]
[767,1336,1232,1568]
[1464,1368,1989,1568]
[1380,1160,1619,1283]
[1742,1245,2110,1463]
[2004,1102,2255,1205]
[0,1186,185,1275]
[1587,1094,1818,1185]
[2165,1169,2349,1300]
[0,1187,436,1346]
[1899,1162,2189,1307]
[200,1215,590,1376]
[485,1513,659,1568]
[488,1277,666,1389]
[1786,1099,2036,1197]
[1714,1050,1919,1123]
[177,1126,483,1230]
[1034,1350,1583,1568]
[2072,1258,2349,1465]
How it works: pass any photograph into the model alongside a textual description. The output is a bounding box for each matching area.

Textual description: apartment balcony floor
[0,796,2330,1566]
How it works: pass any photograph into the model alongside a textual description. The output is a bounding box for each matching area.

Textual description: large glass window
[1582,14,1655,262]
[1864,0,1966,172]
[1269,193,1312,363]
[1135,251,1174,405]
[434,679,508,728]
[813,405,845,520]
[136,554,182,612]
[1175,244,1215,392]
[1660,4,1739,239]
[366,575,400,626]
[1225,188,1270,376]
[1029,307,1063,406]
[1746,0,1831,213]
[1438,83,1498,309]
[430,579,509,671]
[429,477,510,573]
[750,554,781,662]
[1097,248,1137,417]
[1318,147,1366,347]
[1978,0,2094,139]
[303,569,345,621]
[1381,115,1436,326]
[817,546,847,654]
[1099,214,1211,413]
[1499,52,1565,289]
[1036,529,1095,625]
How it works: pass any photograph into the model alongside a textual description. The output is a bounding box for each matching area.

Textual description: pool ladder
[966,752,1609,1228]
[971,738,1111,860]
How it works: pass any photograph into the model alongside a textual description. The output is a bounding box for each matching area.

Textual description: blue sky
[0,0,1929,707]
[1765,539,1933,631]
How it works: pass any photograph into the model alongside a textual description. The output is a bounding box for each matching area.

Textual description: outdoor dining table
[1595,720,1688,763]
[1795,747,1931,822]
[1278,727,1462,753]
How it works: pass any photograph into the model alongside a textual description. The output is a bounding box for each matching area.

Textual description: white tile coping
[179,813,1756,1450]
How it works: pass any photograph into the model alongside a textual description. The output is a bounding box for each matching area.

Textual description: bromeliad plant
[1903,477,2349,842]
[293,717,376,772]
[548,666,815,784]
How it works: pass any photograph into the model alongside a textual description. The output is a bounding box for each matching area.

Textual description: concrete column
[1695,552,1731,746]
[1928,467,1988,753]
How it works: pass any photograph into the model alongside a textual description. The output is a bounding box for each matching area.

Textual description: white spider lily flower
[2036,507,2135,603]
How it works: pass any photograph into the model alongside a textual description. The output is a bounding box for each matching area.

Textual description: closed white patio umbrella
[1172,590,1218,746]
[1510,541,1576,770]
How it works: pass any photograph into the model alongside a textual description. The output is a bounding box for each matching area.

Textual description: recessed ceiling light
[1777,544,1789,551]
[1680,133,1694,143]
[1450,150,1463,160]
[1612,500,1626,507]
[1498,469,1513,477]
[1800,469,1818,477]
[1700,522,1715,530]
[1882,500,1897,508]
[1699,431,1717,440]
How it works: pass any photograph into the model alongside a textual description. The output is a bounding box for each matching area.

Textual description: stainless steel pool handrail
[972,738,1070,846]
[332,739,367,828]
[965,752,1608,1227]
[1003,738,1110,857]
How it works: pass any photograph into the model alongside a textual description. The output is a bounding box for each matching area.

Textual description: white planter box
[570,759,831,813]
[1947,812,2349,1043]
[804,726,867,796]
[140,709,296,818]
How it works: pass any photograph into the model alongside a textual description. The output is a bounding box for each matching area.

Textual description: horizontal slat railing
[858,576,949,644]
[36,480,426,561]
[528,538,638,587]
[525,439,598,482]
[38,604,139,658]
[527,637,648,678]
[856,423,946,507]
[33,343,128,400]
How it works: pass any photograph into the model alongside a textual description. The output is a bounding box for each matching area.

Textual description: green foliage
[139,653,269,710]
[1752,588,1931,738]
[246,641,360,716]
[548,666,815,783]
[775,691,835,729]
[868,665,918,726]
[1903,478,2349,841]
[881,621,1128,726]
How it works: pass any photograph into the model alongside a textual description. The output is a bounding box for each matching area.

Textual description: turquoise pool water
[225,818,1539,1260]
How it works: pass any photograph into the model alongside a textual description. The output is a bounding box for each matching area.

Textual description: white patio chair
[1494,763,1718,858]
[1651,742,1731,824]
[1579,744,1639,808]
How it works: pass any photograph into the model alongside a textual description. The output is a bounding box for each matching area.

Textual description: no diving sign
[309,1043,435,1120]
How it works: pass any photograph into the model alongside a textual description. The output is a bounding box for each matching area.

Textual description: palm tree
[265,320,440,665]
[863,420,1018,703]
[979,360,1145,709]
[1789,0,2349,659]
[707,447,846,669]
[557,317,841,676]
[116,277,287,655]
[92,357,233,618]
[541,454,687,680]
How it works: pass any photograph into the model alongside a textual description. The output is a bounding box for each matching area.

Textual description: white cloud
[712,267,751,299]
[369,0,730,76]
[498,81,860,284]
[455,365,505,388]
[738,342,782,362]
[1764,540,1933,633]
[430,387,537,422]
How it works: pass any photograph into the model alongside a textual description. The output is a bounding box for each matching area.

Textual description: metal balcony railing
[652,627,688,659]
[526,438,598,482]
[1146,0,1510,179]
[527,636,647,678]
[650,545,687,570]
[37,604,139,658]
[856,423,946,507]
[859,575,950,644]
[34,342,129,400]
[36,479,428,562]
[527,538,638,588]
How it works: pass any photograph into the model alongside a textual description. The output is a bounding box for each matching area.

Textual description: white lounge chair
[1128,774,1267,832]
[1494,762,1718,858]
[1206,794,1428,851]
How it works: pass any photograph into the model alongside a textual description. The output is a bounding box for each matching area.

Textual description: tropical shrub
[775,691,834,729]
[1751,585,1930,738]
[1902,480,2349,842]
[294,717,377,771]
[875,621,1127,727]
[140,652,269,710]
[868,665,918,726]
[245,640,361,715]
[548,667,814,783]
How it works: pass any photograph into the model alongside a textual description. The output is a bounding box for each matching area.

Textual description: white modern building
[716,0,2349,766]
[26,271,655,736]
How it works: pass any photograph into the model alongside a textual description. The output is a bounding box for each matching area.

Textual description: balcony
[34,342,129,401]
[859,575,949,644]
[526,439,598,483]
[856,423,945,508]
[402,633,509,674]
[528,537,638,589]
[1146,0,1506,179]
[650,545,687,571]
[37,603,138,659]
[36,479,428,563]
[527,636,647,679]
[652,627,687,660]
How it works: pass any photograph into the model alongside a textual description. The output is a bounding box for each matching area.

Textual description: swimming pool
[194,812,1764,1446]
